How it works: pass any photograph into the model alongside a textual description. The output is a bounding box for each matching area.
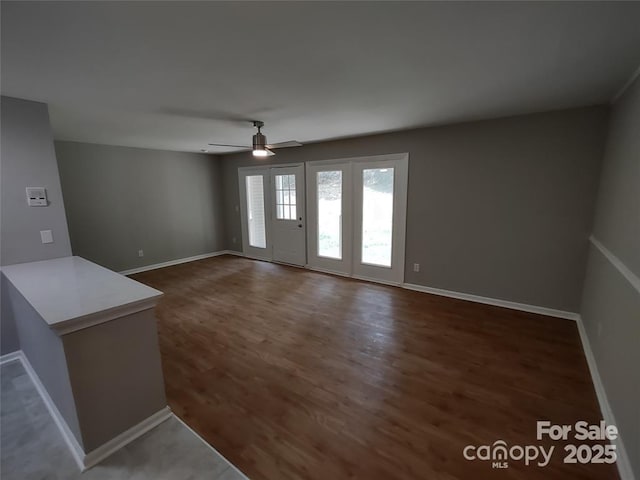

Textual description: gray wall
[580,76,640,478]
[222,106,608,313]
[0,97,72,265]
[55,141,225,272]
[3,277,83,447]
[1,96,73,355]
[0,276,20,354]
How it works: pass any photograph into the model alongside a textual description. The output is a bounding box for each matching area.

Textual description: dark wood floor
[132,255,617,480]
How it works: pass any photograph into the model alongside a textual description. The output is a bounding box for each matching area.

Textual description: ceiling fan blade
[159,107,254,125]
[266,148,276,156]
[266,141,303,149]
[207,143,251,148]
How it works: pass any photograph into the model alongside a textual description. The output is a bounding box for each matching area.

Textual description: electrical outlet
[138,249,144,257]
[232,237,237,244]
[413,263,420,272]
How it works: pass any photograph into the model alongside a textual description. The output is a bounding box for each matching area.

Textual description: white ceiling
[2,1,640,154]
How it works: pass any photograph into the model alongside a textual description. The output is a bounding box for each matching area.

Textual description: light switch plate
[26,187,47,207]
[40,230,54,244]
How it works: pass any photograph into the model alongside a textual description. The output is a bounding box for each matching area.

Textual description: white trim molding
[354,274,402,288]
[53,299,160,336]
[2,351,85,470]
[223,249,245,257]
[82,407,172,470]
[402,283,580,320]
[118,251,229,275]
[306,265,351,278]
[576,318,635,480]
[0,350,22,365]
[612,62,640,104]
[590,236,640,294]
[0,350,172,472]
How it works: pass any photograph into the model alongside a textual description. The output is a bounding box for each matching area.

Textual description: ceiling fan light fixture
[252,149,269,157]
[209,120,300,156]
[252,126,271,157]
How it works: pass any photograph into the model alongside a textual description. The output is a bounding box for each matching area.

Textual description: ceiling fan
[208,121,302,157]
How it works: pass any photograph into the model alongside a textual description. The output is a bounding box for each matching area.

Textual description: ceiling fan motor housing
[253,132,267,151]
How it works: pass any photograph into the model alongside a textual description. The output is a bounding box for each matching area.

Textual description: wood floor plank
[132,255,618,480]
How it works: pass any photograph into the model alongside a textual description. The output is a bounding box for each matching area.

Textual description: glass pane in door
[245,175,266,248]
[317,171,342,259]
[362,168,394,267]
[275,174,297,220]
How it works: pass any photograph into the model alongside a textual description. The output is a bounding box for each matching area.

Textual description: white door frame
[352,155,408,285]
[306,160,353,276]
[306,153,408,285]
[238,163,305,263]
[270,165,307,266]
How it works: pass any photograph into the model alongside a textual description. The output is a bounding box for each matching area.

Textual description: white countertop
[1,256,163,334]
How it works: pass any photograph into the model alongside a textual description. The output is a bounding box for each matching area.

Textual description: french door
[239,154,407,284]
[352,157,407,284]
[306,162,353,275]
[238,164,306,266]
[307,153,408,284]
[271,165,306,265]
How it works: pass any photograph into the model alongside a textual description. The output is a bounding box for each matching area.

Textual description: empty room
[1,1,639,479]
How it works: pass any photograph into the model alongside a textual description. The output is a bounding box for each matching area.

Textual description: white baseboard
[305,265,351,278]
[576,318,635,480]
[120,249,580,323]
[0,350,172,472]
[82,406,172,470]
[353,274,402,287]
[222,249,245,257]
[400,285,633,478]
[2,350,86,470]
[242,254,271,262]
[118,251,229,275]
[0,350,22,365]
[402,283,580,321]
